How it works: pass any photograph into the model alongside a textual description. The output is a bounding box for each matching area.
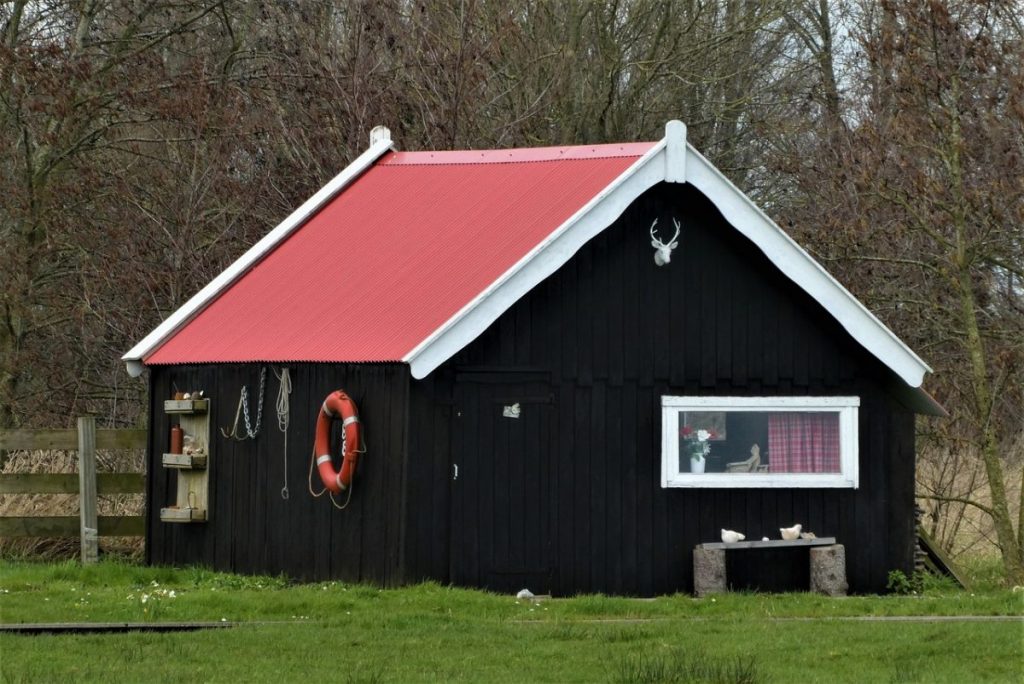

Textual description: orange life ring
[314,390,361,494]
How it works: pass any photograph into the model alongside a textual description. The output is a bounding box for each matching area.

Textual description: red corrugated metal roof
[145,141,655,365]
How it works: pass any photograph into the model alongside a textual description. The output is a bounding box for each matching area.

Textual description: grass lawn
[1,560,1021,683]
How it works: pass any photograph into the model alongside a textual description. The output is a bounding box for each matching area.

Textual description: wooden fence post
[77,416,98,564]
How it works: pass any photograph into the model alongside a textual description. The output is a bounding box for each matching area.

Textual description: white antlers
[649,218,681,266]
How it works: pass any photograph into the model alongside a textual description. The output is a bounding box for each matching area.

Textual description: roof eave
[126,120,932,392]
[405,120,932,389]
[122,133,396,373]
[404,138,670,379]
[683,144,932,388]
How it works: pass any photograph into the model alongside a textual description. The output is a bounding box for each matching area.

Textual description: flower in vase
[680,426,716,460]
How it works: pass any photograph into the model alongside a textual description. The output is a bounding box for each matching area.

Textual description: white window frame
[661,396,860,489]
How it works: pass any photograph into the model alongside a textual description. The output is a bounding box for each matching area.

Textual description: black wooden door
[451,373,555,594]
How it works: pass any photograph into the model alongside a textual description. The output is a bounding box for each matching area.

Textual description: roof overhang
[402,121,932,388]
[124,121,932,392]
[121,127,397,376]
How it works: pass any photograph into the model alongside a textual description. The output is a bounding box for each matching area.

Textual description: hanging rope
[274,367,292,500]
[307,445,354,509]
[220,367,267,440]
[307,421,364,510]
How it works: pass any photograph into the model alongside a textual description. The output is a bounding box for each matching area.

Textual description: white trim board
[683,146,931,387]
[660,395,860,489]
[403,139,668,378]
[121,135,396,376]
[404,121,930,387]
[124,121,931,391]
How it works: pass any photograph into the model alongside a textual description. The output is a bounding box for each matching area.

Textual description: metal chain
[222,367,268,441]
[241,367,267,439]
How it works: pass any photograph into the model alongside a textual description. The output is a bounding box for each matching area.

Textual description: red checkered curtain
[767,412,840,473]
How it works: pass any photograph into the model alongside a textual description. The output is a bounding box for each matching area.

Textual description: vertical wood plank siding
[405,182,916,595]
[147,363,408,585]
[146,180,916,595]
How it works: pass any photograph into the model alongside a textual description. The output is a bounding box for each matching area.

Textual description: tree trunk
[956,266,1024,583]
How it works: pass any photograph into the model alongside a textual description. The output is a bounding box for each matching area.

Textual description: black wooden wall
[403,181,917,596]
[147,363,409,585]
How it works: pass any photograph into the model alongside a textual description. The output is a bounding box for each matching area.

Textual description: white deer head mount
[649,218,681,266]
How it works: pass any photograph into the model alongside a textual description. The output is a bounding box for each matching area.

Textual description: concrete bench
[693,537,847,597]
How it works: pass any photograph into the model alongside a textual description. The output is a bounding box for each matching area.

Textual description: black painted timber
[404,181,919,596]
[147,181,920,596]
[147,363,408,586]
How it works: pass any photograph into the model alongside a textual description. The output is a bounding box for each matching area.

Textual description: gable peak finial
[370,125,391,146]
[666,119,687,142]
[665,120,687,183]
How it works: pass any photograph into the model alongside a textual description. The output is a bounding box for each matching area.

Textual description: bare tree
[778,0,1023,582]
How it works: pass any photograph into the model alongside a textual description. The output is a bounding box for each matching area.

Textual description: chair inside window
[726,444,767,473]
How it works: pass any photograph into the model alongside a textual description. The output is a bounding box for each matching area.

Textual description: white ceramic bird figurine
[721,529,745,544]
[780,524,802,541]
[761,537,769,542]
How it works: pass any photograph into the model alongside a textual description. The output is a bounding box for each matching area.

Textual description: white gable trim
[682,145,932,387]
[405,121,930,387]
[125,121,930,389]
[121,135,396,375]
[404,140,669,378]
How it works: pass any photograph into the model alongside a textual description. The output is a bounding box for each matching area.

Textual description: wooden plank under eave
[0,516,144,537]
[0,473,145,494]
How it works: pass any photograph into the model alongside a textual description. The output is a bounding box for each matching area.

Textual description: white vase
[691,457,705,474]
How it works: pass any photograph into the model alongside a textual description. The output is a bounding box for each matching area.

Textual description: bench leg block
[693,548,727,597]
[810,545,848,596]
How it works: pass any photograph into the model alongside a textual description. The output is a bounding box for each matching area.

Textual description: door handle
[452,463,459,481]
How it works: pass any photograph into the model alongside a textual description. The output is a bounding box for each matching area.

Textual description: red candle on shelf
[170,425,184,454]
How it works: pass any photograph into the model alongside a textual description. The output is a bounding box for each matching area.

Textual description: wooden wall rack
[160,399,210,523]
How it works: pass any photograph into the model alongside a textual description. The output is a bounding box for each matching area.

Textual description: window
[661,396,859,488]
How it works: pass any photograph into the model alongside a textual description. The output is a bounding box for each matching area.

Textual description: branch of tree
[917,493,997,520]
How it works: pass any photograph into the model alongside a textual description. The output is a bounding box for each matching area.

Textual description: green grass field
[1,560,1021,683]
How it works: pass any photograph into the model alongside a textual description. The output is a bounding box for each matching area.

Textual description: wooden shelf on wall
[161,452,207,469]
[163,399,209,414]
[159,506,207,523]
[162,396,211,524]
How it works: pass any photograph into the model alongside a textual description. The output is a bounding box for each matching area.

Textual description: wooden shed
[124,122,942,595]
